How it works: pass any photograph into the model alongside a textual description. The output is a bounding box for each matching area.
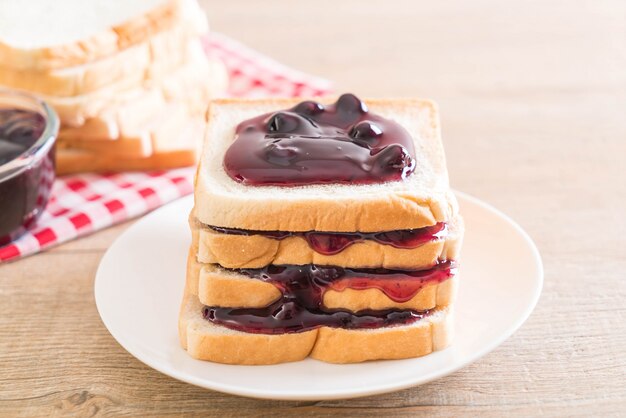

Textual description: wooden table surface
[1,0,625,416]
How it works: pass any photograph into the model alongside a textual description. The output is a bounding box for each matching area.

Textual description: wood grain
[1,0,625,416]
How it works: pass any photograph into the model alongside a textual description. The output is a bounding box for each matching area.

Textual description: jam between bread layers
[203,261,455,334]
[208,222,447,255]
[223,93,416,186]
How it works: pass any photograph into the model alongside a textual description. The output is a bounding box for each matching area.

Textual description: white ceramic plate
[95,192,543,400]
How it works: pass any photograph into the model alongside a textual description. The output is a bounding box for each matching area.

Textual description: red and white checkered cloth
[0,33,332,262]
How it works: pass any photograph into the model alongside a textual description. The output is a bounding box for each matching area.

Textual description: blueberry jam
[0,108,52,246]
[203,261,455,334]
[209,222,447,255]
[0,110,45,165]
[223,93,416,186]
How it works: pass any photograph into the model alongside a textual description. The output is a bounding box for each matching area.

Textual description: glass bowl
[0,89,59,246]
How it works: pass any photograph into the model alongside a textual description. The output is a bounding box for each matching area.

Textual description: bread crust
[56,99,192,158]
[179,288,453,364]
[187,249,458,312]
[55,119,203,174]
[0,25,202,97]
[53,55,227,172]
[57,134,153,158]
[0,0,192,70]
[196,185,457,233]
[194,98,458,232]
[310,308,453,363]
[54,54,226,144]
[196,215,463,269]
[43,49,225,127]
[58,88,165,136]
[56,147,196,175]
[179,289,317,365]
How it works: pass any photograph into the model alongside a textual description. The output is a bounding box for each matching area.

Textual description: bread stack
[180,94,464,364]
[0,0,228,174]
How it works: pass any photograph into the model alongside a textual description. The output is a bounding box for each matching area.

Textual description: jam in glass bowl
[0,89,59,246]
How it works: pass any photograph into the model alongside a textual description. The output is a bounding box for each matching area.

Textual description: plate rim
[94,190,544,400]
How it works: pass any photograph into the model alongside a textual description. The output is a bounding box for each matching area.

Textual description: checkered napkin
[0,33,332,262]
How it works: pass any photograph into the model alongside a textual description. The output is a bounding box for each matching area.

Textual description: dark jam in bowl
[223,93,416,186]
[0,100,58,246]
[0,110,45,165]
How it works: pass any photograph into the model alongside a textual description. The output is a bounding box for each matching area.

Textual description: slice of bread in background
[0,24,205,96]
[57,147,196,175]
[54,53,227,143]
[0,0,229,174]
[58,117,122,143]
[195,98,458,232]
[57,134,153,158]
[56,104,191,157]
[179,287,453,365]
[56,119,202,174]
[44,44,222,126]
[60,87,167,133]
[150,106,201,153]
[0,0,198,70]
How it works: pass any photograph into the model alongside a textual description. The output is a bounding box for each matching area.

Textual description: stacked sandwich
[0,0,228,174]
[180,94,463,364]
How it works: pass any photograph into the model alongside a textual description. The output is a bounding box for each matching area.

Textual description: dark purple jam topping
[208,222,447,255]
[203,262,455,334]
[0,109,52,246]
[0,109,45,165]
[223,93,416,186]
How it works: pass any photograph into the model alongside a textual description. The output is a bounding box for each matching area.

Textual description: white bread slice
[58,117,122,143]
[56,147,196,175]
[56,119,203,175]
[57,134,153,158]
[60,87,166,134]
[195,98,458,232]
[0,22,205,96]
[195,215,464,269]
[179,288,453,365]
[44,43,223,126]
[54,55,226,144]
[186,249,458,313]
[55,104,191,158]
[150,107,201,154]
[55,69,224,152]
[0,0,199,70]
